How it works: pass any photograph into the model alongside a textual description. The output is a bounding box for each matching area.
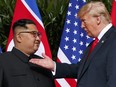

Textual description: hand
[29,53,55,71]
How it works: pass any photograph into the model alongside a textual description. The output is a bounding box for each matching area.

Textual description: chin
[87,34,92,37]
[34,48,38,52]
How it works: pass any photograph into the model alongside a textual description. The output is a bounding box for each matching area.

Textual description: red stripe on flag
[65,78,76,87]
[111,0,116,27]
[56,58,77,87]
[55,80,61,87]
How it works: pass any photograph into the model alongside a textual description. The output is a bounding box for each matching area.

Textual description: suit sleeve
[55,62,79,78]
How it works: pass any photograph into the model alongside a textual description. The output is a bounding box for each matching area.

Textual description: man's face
[17,24,41,55]
[80,14,98,38]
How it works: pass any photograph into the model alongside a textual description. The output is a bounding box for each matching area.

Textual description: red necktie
[89,38,99,55]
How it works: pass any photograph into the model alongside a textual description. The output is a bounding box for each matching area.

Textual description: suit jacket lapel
[78,27,115,81]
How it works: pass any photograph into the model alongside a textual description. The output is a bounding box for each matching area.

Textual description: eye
[31,31,42,38]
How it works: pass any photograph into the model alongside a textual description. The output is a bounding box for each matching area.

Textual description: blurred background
[0,0,113,59]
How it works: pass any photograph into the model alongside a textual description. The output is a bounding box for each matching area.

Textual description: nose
[36,35,41,41]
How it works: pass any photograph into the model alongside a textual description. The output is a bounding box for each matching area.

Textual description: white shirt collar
[98,23,112,40]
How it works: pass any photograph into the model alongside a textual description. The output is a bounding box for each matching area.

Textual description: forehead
[80,14,91,21]
[26,24,38,31]
[14,24,38,33]
[80,13,90,20]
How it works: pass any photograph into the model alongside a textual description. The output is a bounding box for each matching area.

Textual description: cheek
[26,38,36,46]
[85,26,94,35]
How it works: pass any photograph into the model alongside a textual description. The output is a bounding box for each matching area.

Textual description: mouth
[35,41,40,45]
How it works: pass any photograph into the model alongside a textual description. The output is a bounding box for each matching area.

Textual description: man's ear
[16,34,22,43]
[96,16,101,25]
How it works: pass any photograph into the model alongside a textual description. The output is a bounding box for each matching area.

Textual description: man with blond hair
[30,1,116,87]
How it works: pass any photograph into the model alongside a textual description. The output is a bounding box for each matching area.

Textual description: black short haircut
[12,19,36,32]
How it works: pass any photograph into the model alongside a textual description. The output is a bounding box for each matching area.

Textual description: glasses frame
[18,31,42,38]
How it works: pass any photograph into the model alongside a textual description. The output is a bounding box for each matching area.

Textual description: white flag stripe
[7,39,14,51]
[35,42,45,57]
[56,79,71,87]
[58,48,71,64]
[21,0,44,29]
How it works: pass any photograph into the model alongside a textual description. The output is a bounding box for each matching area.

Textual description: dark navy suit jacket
[55,26,116,87]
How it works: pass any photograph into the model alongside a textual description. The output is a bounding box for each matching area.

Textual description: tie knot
[94,38,99,43]
[88,37,99,55]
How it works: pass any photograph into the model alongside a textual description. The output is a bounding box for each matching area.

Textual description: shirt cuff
[52,61,56,75]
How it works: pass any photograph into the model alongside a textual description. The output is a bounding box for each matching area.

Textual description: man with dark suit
[29,1,116,87]
[0,19,55,87]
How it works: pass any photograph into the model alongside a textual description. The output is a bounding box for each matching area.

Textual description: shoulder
[111,26,116,33]
[0,51,11,57]
[107,26,116,39]
[0,51,13,62]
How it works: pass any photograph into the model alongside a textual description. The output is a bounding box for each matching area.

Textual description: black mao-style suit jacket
[55,26,116,87]
[0,47,55,87]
